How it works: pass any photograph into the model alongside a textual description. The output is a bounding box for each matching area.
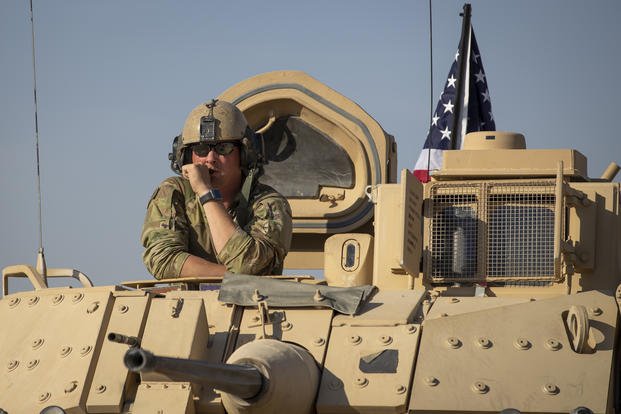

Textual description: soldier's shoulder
[252,182,288,204]
[150,176,192,200]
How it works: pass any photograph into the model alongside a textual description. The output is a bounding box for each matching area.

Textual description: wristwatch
[199,188,222,204]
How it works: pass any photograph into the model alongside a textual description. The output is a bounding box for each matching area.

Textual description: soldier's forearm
[201,200,238,253]
[179,254,226,277]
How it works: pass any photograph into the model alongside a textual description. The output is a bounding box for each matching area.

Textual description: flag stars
[481,89,490,103]
[454,50,460,61]
[440,126,451,140]
[472,52,480,64]
[442,100,454,114]
[489,111,494,121]
[447,74,457,88]
[474,69,485,83]
[431,113,440,126]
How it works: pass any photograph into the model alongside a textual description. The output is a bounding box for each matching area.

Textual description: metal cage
[425,180,559,283]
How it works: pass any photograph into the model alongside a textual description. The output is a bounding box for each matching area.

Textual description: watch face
[211,188,222,200]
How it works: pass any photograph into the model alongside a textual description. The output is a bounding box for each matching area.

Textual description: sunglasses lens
[192,142,237,157]
[192,144,210,157]
[215,142,235,155]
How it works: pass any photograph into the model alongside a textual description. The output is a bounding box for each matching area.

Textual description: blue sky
[1,0,619,288]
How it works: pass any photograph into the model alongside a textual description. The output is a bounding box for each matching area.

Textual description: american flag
[413,27,495,183]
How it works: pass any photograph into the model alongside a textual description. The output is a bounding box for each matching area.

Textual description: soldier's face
[192,145,242,192]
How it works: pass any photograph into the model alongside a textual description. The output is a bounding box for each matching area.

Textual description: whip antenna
[425,0,434,174]
[29,0,46,275]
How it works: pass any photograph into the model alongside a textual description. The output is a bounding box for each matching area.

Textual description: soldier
[141,99,292,279]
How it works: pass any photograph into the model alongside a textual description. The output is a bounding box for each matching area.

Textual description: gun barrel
[124,348,263,399]
[108,332,140,347]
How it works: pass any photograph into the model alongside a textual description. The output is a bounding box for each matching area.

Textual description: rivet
[446,337,462,349]
[95,384,106,394]
[64,381,78,393]
[72,293,84,303]
[27,296,40,306]
[163,384,169,389]
[379,335,393,346]
[405,325,417,334]
[117,304,129,314]
[32,338,44,349]
[395,384,407,394]
[252,289,264,302]
[545,338,562,351]
[424,376,439,387]
[313,289,326,302]
[60,346,72,357]
[27,359,39,370]
[476,337,492,349]
[181,384,187,389]
[87,302,100,314]
[281,321,293,331]
[589,307,603,316]
[52,294,64,305]
[514,338,531,350]
[38,392,51,403]
[80,345,92,356]
[144,384,151,389]
[472,381,489,394]
[328,379,343,390]
[7,360,19,371]
[354,377,368,388]
[441,313,449,317]
[313,337,326,347]
[542,383,559,395]
[8,297,20,308]
[348,335,362,345]
[251,315,260,322]
[450,297,460,303]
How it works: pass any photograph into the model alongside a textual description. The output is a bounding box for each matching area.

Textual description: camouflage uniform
[141,176,292,279]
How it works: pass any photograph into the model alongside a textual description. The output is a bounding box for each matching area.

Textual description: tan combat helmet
[169,99,261,175]
[182,99,250,145]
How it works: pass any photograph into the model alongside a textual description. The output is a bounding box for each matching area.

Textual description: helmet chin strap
[235,166,258,229]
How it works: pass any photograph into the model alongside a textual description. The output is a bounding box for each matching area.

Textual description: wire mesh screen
[428,186,479,280]
[427,181,557,282]
[487,183,555,278]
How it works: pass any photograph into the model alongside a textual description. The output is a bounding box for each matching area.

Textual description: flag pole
[450,3,471,150]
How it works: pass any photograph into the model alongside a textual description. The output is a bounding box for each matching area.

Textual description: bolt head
[7,360,19,371]
[477,337,492,349]
[96,384,107,394]
[514,338,531,350]
[379,335,393,345]
[424,376,439,386]
[38,392,51,403]
[354,377,368,388]
[65,381,78,393]
[472,381,489,394]
[313,337,326,347]
[542,383,559,395]
[8,297,20,307]
[52,294,64,305]
[348,335,362,345]
[545,338,562,351]
[589,307,603,316]
[395,384,406,394]
[450,297,460,303]
[446,337,462,349]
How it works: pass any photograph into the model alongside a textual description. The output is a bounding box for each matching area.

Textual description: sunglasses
[191,142,239,157]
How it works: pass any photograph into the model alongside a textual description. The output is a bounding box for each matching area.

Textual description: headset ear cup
[169,135,182,175]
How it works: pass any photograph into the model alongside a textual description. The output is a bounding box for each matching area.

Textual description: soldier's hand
[181,164,212,195]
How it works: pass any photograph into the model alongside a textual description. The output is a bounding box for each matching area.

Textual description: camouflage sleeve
[140,178,191,279]
[216,194,292,275]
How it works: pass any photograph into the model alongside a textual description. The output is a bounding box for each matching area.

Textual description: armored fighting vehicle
[1,71,619,413]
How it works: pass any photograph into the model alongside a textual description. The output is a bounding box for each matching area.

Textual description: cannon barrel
[123,347,264,400]
[108,332,140,347]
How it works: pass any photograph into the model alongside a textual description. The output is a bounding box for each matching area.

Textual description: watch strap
[199,189,222,204]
